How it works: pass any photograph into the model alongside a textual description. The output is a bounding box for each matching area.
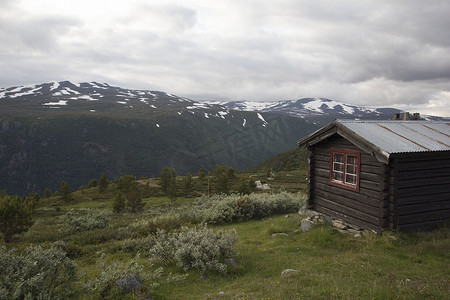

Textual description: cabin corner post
[306,146,314,209]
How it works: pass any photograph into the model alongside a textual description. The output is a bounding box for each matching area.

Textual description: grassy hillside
[244,147,308,173]
[1,170,449,299]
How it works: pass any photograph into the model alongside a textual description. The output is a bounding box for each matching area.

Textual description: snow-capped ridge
[2,80,446,121]
[204,97,387,118]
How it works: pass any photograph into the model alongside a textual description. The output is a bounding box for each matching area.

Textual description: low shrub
[74,227,129,245]
[173,226,238,274]
[0,245,79,299]
[148,226,238,274]
[119,235,156,254]
[196,192,305,224]
[84,252,160,298]
[85,252,187,299]
[60,209,112,234]
[148,229,177,266]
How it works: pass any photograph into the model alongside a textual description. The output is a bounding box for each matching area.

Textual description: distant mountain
[2,81,445,195]
[0,81,318,195]
[204,98,448,125]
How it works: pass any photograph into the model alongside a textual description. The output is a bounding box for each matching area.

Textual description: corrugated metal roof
[337,120,450,154]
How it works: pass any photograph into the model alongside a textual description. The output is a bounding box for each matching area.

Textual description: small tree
[87,178,98,188]
[127,185,144,213]
[117,175,135,194]
[226,167,236,179]
[213,164,226,179]
[160,167,176,195]
[216,173,230,195]
[112,193,126,213]
[25,193,40,211]
[198,168,205,182]
[168,172,178,202]
[44,188,52,198]
[0,194,33,242]
[98,173,109,193]
[183,173,193,197]
[248,178,256,192]
[60,181,72,202]
[160,167,177,200]
[237,178,250,195]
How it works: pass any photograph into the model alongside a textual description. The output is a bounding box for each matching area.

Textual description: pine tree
[117,175,135,194]
[98,173,109,193]
[226,167,236,178]
[216,173,230,194]
[213,164,226,179]
[44,188,52,198]
[112,193,126,213]
[87,178,98,188]
[0,194,34,242]
[168,172,178,202]
[183,173,193,196]
[60,181,72,202]
[160,167,177,199]
[198,168,205,182]
[126,186,144,213]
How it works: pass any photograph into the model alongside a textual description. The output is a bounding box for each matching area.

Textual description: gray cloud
[0,0,449,116]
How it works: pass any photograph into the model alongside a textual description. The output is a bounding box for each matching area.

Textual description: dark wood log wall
[309,135,385,231]
[389,151,450,231]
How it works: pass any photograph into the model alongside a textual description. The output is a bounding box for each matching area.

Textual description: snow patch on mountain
[88,82,108,89]
[257,113,268,127]
[50,81,60,91]
[217,111,228,119]
[43,100,67,106]
[77,95,97,101]
[303,98,354,114]
[187,102,210,109]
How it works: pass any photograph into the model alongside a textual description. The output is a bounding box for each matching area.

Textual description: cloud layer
[1,0,449,116]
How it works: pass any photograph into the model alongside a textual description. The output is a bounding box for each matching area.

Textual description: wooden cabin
[297,120,450,232]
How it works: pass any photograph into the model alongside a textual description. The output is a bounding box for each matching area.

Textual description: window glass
[330,150,360,191]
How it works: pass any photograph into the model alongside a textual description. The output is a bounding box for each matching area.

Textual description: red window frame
[329,148,360,192]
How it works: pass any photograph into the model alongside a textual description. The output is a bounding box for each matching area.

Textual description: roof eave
[298,120,391,164]
[297,120,338,149]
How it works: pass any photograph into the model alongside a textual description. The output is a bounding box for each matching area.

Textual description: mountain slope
[204,98,449,125]
[0,81,318,195]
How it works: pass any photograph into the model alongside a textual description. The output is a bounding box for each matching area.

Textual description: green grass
[3,174,449,299]
[156,216,449,299]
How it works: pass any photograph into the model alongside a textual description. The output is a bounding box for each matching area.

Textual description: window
[330,148,360,191]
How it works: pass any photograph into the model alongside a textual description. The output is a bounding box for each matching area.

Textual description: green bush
[85,252,162,298]
[148,226,238,274]
[0,245,79,299]
[195,192,305,224]
[0,194,34,242]
[119,235,156,254]
[148,229,177,266]
[173,226,238,274]
[60,209,112,234]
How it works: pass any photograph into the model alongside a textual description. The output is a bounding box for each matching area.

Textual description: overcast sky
[1,0,449,116]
